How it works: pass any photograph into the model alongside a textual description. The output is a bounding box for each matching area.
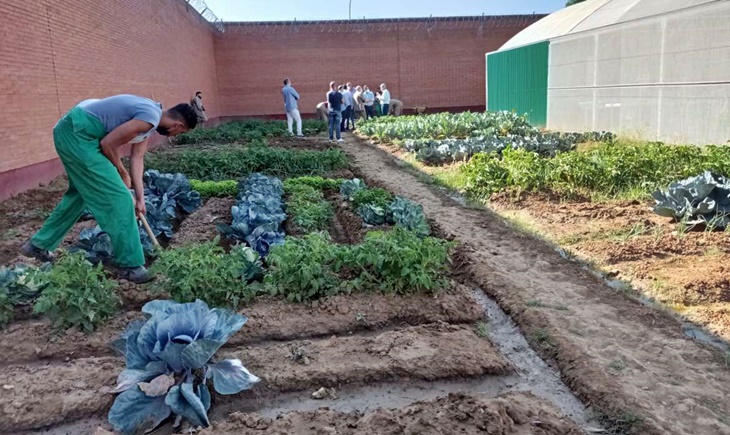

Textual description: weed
[528,328,557,357]
[355,312,367,323]
[288,343,311,365]
[474,321,490,338]
[590,408,644,435]
[608,359,626,372]
[33,252,120,333]
[150,239,261,309]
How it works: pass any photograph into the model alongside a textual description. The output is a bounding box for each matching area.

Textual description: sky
[203,0,567,22]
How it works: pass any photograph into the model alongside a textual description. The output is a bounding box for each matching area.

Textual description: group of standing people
[281,78,404,141]
[319,82,400,141]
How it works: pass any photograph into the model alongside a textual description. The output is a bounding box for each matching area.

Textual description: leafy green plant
[284,176,345,192]
[285,184,334,232]
[33,252,120,333]
[108,299,259,434]
[150,239,262,308]
[340,178,367,200]
[389,196,430,237]
[460,142,730,201]
[217,174,286,257]
[265,232,344,302]
[343,228,454,294]
[146,147,349,181]
[653,171,730,230]
[0,292,11,328]
[176,119,326,145]
[352,188,393,209]
[190,179,238,198]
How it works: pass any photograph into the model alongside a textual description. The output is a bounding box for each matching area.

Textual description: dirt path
[342,135,730,435]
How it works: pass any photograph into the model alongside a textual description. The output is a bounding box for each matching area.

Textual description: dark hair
[195,91,202,97]
[283,78,290,85]
[169,103,198,129]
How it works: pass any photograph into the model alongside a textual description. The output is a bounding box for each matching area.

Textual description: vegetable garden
[358,111,730,343]
[0,120,589,434]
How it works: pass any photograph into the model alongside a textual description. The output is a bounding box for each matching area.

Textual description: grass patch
[474,321,490,338]
[590,408,644,435]
[528,328,557,358]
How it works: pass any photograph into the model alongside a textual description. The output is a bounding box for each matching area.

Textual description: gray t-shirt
[78,94,162,143]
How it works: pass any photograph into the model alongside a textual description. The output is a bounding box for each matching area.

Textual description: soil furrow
[0,286,481,366]
[341,135,730,435]
[199,391,582,435]
[0,324,508,432]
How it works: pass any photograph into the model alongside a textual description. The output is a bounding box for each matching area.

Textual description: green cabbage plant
[108,300,259,434]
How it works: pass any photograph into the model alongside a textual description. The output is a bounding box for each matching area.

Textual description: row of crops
[0,127,459,433]
[358,112,730,230]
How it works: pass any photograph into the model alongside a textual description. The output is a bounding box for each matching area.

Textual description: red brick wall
[215,16,542,117]
[1,10,539,199]
[0,0,219,199]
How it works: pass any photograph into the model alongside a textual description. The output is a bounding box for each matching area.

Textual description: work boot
[117,266,153,284]
[20,241,55,263]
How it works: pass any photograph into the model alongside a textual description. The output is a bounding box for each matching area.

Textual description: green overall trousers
[31,107,144,267]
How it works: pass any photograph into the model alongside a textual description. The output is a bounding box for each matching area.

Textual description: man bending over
[21,94,197,283]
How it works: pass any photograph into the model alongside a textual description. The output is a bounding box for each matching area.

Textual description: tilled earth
[1,156,589,434]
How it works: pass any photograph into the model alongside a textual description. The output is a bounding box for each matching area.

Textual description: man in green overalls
[21,95,198,283]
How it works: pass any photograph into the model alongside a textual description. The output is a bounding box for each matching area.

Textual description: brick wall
[1,9,539,199]
[0,0,219,198]
[215,16,543,117]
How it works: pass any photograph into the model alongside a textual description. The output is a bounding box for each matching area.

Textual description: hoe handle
[137,212,161,247]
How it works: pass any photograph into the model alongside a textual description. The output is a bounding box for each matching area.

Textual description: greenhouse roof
[499,0,721,50]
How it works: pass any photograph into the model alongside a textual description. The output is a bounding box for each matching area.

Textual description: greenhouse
[487,0,730,144]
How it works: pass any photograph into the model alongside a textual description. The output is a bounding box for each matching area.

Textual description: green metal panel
[487,41,549,127]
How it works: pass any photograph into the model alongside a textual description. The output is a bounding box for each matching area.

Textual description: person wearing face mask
[20,94,198,283]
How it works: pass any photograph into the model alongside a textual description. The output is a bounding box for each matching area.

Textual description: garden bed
[0,121,594,435]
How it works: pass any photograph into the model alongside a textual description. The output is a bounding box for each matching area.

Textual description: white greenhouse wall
[547,0,730,144]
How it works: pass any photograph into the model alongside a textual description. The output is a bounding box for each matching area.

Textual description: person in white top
[379,84,391,117]
[363,86,375,119]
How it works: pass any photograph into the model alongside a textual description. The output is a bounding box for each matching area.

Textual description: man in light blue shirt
[340,84,354,131]
[281,78,303,137]
[22,94,198,283]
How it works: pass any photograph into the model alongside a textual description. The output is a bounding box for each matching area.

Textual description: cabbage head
[108,299,259,434]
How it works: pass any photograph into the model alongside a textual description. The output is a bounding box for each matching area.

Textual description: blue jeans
[381,104,390,116]
[341,107,352,130]
[328,111,342,140]
[365,105,375,119]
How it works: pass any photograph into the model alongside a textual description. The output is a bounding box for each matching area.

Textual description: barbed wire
[224,15,544,35]
[184,0,224,32]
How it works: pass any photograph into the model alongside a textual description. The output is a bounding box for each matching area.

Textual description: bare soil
[201,391,582,435]
[0,324,508,432]
[490,193,730,340]
[168,197,234,247]
[0,285,482,366]
[267,136,336,152]
[347,135,730,435]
